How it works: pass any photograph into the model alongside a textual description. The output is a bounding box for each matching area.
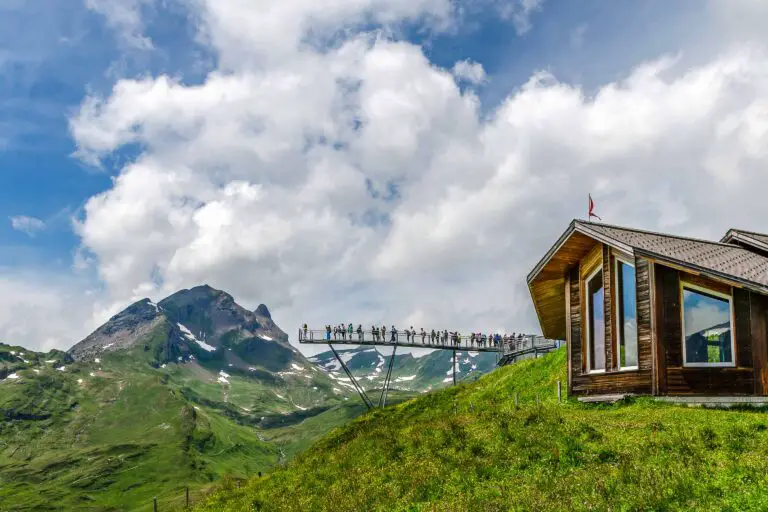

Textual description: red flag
[588,194,601,221]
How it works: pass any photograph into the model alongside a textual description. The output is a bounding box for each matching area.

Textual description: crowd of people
[301,323,529,348]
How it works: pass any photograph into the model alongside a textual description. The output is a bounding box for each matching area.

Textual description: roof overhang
[527,221,634,340]
[720,230,768,257]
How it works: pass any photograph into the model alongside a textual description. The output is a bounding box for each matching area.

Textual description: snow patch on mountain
[177,323,216,352]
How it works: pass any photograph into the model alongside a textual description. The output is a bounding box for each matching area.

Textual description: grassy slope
[198,348,768,512]
[0,330,363,511]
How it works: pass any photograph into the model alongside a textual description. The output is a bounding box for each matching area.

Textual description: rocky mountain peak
[254,304,272,319]
[68,285,291,366]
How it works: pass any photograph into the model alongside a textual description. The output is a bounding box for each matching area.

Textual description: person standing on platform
[357,324,363,341]
[420,328,426,343]
[382,325,387,343]
[303,324,308,340]
[391,325,398,342]
[326,325,331,340]
[430,329,436,344]
[372,325,379,342]
[405,327,411,343]
[348,323,353,340]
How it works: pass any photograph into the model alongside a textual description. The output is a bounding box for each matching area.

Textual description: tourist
[420,328,426,343]
[391,325,398,342]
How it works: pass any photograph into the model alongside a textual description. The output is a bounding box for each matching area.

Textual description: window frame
[613,256,639,372]
[584,265,606,374]
[680,281,736,368]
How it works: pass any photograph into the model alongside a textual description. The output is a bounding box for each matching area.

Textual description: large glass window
[682,284,734,366]
[587,269,605,372]
[615,260,638,369]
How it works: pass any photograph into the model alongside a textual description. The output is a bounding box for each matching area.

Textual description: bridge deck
[298,329,501,352]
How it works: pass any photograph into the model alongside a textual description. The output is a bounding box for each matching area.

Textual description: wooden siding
[569,266,582,387]
[557,239,768,397]
[654,263,762,395]
[602,245,614,371]
[569,252,652,396]
[751,293,768,395]
[734,288,753,368]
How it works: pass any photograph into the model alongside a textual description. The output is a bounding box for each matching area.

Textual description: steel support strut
[452,349,457,386]
[378,345,397,408]
[328,344,373,409]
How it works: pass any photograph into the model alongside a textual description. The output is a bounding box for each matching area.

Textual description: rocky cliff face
[68,285,294,370]
[68,299,166,360]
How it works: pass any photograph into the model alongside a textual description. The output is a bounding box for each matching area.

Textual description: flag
[588,194,601,221]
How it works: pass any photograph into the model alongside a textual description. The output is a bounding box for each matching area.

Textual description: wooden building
[528,220,768,397]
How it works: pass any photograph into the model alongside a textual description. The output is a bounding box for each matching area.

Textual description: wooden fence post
[185,487,189,508]
[153,497,158,512]
[557,380,562,402]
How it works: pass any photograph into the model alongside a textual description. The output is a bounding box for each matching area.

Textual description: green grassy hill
[0,341,361,511]
[197,348,768,511]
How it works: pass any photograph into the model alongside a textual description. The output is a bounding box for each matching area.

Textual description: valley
[0,285,497,510]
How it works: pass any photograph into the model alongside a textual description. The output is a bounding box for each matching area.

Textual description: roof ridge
[576,219,745,250]
[726,228,768,239]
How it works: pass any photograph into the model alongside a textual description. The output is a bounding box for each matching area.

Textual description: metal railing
[297,328,561,354]
[500,335,562,356]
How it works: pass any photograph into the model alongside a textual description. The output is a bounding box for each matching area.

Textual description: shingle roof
[721,229,768,249]
[576,220,768,291]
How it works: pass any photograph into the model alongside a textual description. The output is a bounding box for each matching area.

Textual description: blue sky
[1,0,704,269]
[2,0,767,351]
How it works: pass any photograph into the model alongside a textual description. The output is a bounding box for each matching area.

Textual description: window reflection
[616,261,637,368]
[588,270,605,371]
[683,286,732,365]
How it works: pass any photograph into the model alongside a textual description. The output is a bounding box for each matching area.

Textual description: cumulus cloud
[0,272,111,351]
[10,215,45,236]
[0,0,753,355]
[452,59,487,84]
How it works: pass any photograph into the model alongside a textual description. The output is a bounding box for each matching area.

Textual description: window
[681,284,734,367]
[586,268,605,372]
[615,259,638,369]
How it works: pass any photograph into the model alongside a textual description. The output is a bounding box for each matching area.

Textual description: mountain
[196,348,768,512]
[308,346,500,392]
[0,285,362,511]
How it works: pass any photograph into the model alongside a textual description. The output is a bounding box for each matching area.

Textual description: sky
[2,0,768,355]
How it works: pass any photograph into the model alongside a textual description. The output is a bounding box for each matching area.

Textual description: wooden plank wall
[602,245,614,371]
[751,293,768,395]
[568,250,652,396]
[568,266,582,393]
[654,264,762,395]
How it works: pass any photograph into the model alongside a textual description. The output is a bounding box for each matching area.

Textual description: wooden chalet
[528,220,768,397]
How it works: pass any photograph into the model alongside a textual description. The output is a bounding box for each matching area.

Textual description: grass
[196,348,768,512]
[0,340,365,511]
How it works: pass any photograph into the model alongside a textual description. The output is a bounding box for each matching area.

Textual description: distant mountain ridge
[309,346,499,392]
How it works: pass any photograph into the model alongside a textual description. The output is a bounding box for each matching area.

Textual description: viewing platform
[298,329,502,353]
[297,328,563,359]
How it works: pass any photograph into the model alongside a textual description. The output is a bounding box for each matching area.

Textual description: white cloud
[0,0,762,356]
[10,215,45,236]
[83,0,153,49]
[452,59,486,84]
[497,0,545,36]
[0,272,109,351]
